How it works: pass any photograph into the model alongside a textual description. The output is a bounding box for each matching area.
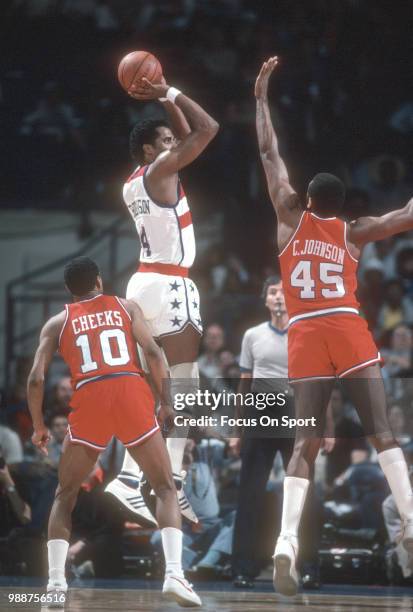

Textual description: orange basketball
[118,51,162,93]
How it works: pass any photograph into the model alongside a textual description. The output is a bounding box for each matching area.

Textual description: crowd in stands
[1,0,413,586]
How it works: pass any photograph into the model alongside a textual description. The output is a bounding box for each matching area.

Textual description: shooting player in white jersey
[105,74,219,526]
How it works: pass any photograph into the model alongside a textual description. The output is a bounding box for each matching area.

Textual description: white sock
[161,527,184,578]
[279,476,310,540]
[378,447,413,520]
[169,362,197,475]
[167,437,187,476]
[119,450,141,478]
[47,539,69,587]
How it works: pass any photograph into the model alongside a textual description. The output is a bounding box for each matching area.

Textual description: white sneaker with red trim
[162,574,202,607]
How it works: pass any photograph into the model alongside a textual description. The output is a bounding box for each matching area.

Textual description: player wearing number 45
[105,71,219,528]
[27,257,201,608]
[256,56,413,597]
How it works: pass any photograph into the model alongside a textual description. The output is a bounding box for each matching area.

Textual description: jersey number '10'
[291,260,345,298]
[75,329,131,373]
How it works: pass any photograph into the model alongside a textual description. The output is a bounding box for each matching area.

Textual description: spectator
[387,404,413,452]
[0,424,24,465]
[19,82,85,198]
[46,375,73,420]
[5,357,33,442]
[198,324,226,381]
[357,258,385,329]
[333,448,389,530]
[20,82,82,145]
[382,324,413,377]
[359,237,397,281]
[397,247,413,298]
[377,280,413,333]
[46,414,68,468]
[0,460,31,527]
[369,156,412,212]
[0,454,33,575]
[209,250,250,297]
[353,155,411,213]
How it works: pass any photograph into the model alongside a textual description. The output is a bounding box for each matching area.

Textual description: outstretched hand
[255,56,279,99]
[128,75,169,101]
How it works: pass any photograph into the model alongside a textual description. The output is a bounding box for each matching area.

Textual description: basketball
[118,51,162,92]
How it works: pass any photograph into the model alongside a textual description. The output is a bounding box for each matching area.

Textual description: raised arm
[124,299,174,432]
[27,312,65,454]
[255,57,301,229]
[159,78,191,141]
[129,77,219,175]
[348,197,413,247]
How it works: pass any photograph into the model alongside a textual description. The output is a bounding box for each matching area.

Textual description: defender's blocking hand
[255,56,279,99]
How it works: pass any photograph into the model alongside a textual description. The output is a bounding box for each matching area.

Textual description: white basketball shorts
[126,272,203,338]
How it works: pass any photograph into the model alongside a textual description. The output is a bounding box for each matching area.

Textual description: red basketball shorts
[288,313,382,381]
[68,374,159,450]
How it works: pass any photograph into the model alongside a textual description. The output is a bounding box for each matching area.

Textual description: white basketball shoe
[174,472,199,524]
[273,534,299,596]
[162,574,202,607]
[149,471,198,524]
[42,584,67,608]
[105,472,158,527]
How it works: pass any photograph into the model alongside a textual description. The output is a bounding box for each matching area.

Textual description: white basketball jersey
[123,164,196,268]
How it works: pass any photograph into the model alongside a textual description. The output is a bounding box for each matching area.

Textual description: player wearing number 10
[27,257,201,608]
[255,57,413,597]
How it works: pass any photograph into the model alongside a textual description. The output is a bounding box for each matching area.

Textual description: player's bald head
[307,173,345,217]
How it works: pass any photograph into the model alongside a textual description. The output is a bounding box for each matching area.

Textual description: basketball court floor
[1,579,412,611]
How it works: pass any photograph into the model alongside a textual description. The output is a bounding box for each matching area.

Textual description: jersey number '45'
[291,260,345,299]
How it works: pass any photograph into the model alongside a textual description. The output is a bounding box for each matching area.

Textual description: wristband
[166,87,182,104]
[159,97,167,102]
[6,485,16,494]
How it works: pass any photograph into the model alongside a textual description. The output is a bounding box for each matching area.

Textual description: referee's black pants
[231,435,321,579]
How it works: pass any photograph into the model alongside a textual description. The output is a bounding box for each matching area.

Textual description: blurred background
[1,0,413,588]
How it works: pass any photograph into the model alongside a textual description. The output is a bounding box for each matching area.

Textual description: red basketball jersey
[279,211,360,323]
[59,294,142,389]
